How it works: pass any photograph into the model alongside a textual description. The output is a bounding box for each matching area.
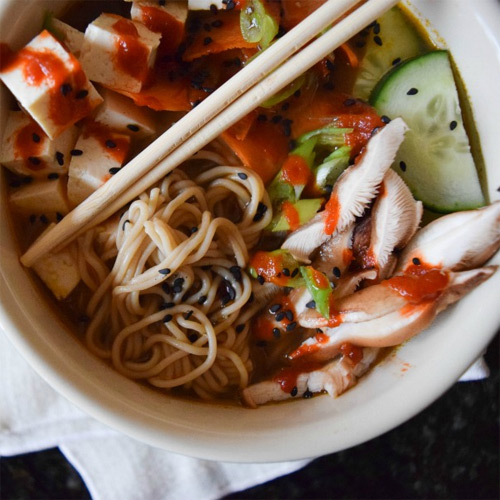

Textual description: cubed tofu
[0,30,102,139]
[80,14,161,94]
[32,224,80,300]
[9,177,70,220]
[188,0,226,10]
[67,121,131,207]
[130,1,187,55]
[0,111,78,178]
[94,87,156,140]
[50,18,85,57]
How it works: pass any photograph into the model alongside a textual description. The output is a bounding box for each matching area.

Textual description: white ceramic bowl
[1,0,499,463]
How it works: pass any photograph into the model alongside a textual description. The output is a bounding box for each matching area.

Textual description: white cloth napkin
[0,328,488,500]
[0,330,310,500]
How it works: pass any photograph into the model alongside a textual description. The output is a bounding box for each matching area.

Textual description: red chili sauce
[14,121,47,171]
[139,6,184,56]
[281,201,300,231]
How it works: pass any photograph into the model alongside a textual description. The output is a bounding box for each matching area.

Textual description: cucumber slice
[371,51,485,212]
[353,7,423,101]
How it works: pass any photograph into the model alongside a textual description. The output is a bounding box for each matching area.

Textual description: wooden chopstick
[21,0,398,267]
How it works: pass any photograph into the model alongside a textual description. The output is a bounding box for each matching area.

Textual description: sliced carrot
[183,11,257,62]
[226,110,258,141]
[337,43,359,69]
[281,0,327,31]
[221,119,289,183]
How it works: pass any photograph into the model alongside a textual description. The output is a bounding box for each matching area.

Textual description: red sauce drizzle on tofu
[111,17,150,83]
[83,121,130,164]
[14,120,47,171]
[0,33,92,129]
[139,6,184,56]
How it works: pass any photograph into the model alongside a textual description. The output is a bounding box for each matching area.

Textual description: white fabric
[0,330,310,500]
[0,328,488,500]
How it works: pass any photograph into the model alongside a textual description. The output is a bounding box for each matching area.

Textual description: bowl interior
[0,0,499,462]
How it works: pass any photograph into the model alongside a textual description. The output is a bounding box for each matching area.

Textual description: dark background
[1,333,498,500]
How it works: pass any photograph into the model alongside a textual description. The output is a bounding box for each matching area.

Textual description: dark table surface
[1,333,498,500]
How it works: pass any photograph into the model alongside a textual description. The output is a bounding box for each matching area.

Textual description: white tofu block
[80,14,161,94]
[50,18,85,57]
[0,30,102,139]
[67,122,131,207]
[32,224,80,300]
[94,87,156,139]
[188,0,225,10]
[9,177,70,218]
[0,111,78,178]
[131,1,188,25]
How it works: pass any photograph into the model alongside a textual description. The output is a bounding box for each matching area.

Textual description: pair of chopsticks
[21,0,399,267]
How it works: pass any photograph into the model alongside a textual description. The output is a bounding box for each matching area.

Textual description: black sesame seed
[294,89,301,98]
[392,57,401,66]
[23,176,33,184]
[226,0,235,10]
[373,22,381,34]
[191,99,202,108]
[198,295,207,305]
[286,321,297,332]
[109,167,121,175]
[281,102,290,111]
[275,311,285,322]
[212,19,223,27]
[303,389,313,399]
[374,35,383,46]
[173,284,183,294]
[333,266,341,278]
[40,214,49,224]
[269,304,281,313]
[412,257,421,266]
[238,172,248,180]
[163,314,173,323]
[399,160,407,172]
[306,300,316,309]
[70,149,83,156]
[407,87,418,95]
[326,59,335,71]
[284,310,294,321]
[203,23,212,32]
[184,310,194,320]
[257,275,265,285]
[162,282,171,294]
[290,386,298,397]
[29,214,36,224]
[47,172,59,180]
[288,139,297,151]
[126,124,139,133]
[60,83,72,96]
[28,156,41,165]
[324,184,333,194]
[381,115,391,124]
[450,120,458,131]
[56,212,63,222]
[203,36,213,46]
[75,89,89,99]
[271,115,282,124]
[190,226,198,234]
[236,324,245,333]
[159,268,171,275]
[158,0,166,6]
[173,277,185,288]
[160,302,175,310]
[291,268,299,278]
[371,126,381,137]
[210,3,218,14]
[253,202,268,222]
[282,119,292,137]
[316,328,323,333]
[272,328,281,339]
[55,151,64,166]
[343,98,356,107]
[32,133,41,143]
[282,268,290,277]
[105,139,117,149]
[122,219,130,231]
[230,265,242,282]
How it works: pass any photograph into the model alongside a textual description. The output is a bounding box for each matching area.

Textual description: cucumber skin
[371,51,485,213]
